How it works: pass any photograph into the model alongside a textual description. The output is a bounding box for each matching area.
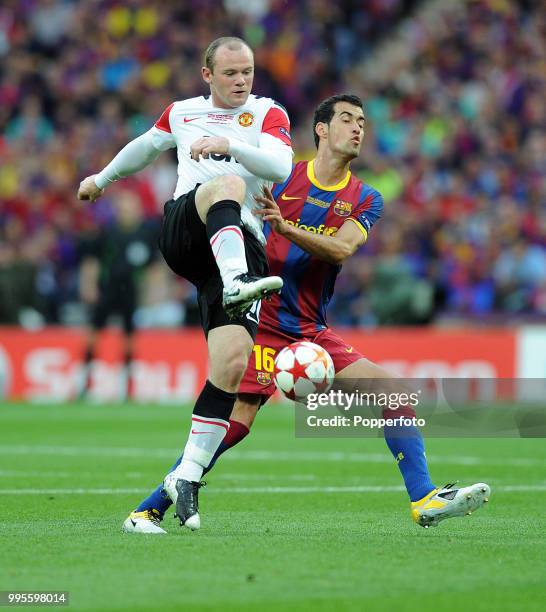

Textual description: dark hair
[204,37,253,72]
[312,94,364,148]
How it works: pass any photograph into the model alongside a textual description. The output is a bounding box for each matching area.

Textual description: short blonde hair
[204,37,253,72]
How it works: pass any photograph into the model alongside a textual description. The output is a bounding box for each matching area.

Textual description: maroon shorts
[238,326,363,403]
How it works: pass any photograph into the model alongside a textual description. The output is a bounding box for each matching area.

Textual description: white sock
[172,416,229,483]
[209,226,247,288]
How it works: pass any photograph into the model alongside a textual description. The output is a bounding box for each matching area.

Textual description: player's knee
[213,174,246,203]
[223,352,249,386]
[196,175,246,222]
[211,342,250,389]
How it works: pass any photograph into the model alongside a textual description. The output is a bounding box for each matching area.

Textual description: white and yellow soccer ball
[273,341,335,402]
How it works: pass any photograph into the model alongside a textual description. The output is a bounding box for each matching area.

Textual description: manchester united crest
[333,199,352,217]
[238,111,254,127]
[256,371,271,385]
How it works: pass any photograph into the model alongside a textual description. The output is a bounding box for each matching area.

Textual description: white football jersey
[150,94,292,244]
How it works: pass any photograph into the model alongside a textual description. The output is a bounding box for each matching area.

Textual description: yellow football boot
[122,509,167,534]
[411,482,491,528]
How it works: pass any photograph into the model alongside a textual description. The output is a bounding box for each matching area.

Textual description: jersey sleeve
[346,187,384,239]
[151,103,176,150]
[154,103,174,133]
[261,105,292,146]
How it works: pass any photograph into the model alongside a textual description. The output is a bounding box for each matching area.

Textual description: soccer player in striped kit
[125,94,490,533]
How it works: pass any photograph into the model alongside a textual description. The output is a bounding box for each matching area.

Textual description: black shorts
[159,186,268,339]
[91,288,136,334]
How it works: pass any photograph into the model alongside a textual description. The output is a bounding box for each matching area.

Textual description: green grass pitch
[1,402,545,611]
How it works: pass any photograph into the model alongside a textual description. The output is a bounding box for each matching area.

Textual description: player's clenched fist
[77,175,104,202]
[190,136,230,161]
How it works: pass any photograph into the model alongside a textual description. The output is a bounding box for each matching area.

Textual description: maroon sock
[203,419,250,475]
[224,419,250,445]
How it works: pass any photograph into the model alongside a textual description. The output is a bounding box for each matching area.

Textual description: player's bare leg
[230,394,260,428]
[207,326,255,392]
[195,175,282,317]
[333,357,409,394]
[335,359,491,527]
[163,325,254,530]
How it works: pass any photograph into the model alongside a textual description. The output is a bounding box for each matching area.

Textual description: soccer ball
[273,341,335,402]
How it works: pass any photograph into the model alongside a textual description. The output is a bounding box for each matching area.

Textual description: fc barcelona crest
[238,112,254,127]
[256,371,272,385]
[333,199,352,217]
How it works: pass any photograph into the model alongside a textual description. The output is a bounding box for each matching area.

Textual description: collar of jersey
[206,95,250,111]
[307,160,351,191]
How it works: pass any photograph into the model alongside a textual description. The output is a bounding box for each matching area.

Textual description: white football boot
[122,509,167,534]
[222,273,282,317]
[411,482,491,528]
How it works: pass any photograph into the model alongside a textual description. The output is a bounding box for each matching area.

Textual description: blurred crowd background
[1,0,545,329]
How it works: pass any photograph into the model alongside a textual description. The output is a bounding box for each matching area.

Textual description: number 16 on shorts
[253,344,276,373]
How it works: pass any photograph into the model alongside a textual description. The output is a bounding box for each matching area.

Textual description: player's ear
[315,121,328,143]
[202,66,212,84]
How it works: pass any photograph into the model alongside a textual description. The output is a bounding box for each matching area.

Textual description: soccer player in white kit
[77,37,293,530]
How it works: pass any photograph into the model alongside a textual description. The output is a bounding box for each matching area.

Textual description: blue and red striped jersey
[259,160,384,336]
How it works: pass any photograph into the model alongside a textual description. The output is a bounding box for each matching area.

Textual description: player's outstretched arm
[254,186,366,265]
[77,130,170,201]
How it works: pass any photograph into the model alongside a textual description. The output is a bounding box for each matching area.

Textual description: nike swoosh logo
[345,347,354,353]
[131,519,137,526]
[184,117,199,123]
[280,194,301,201]
[191,429,215,435]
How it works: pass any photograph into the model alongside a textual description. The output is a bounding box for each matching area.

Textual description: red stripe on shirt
[348,192,373,227]
[359,193,374,211]
[261,107,291,146]
[154,102,174,133]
